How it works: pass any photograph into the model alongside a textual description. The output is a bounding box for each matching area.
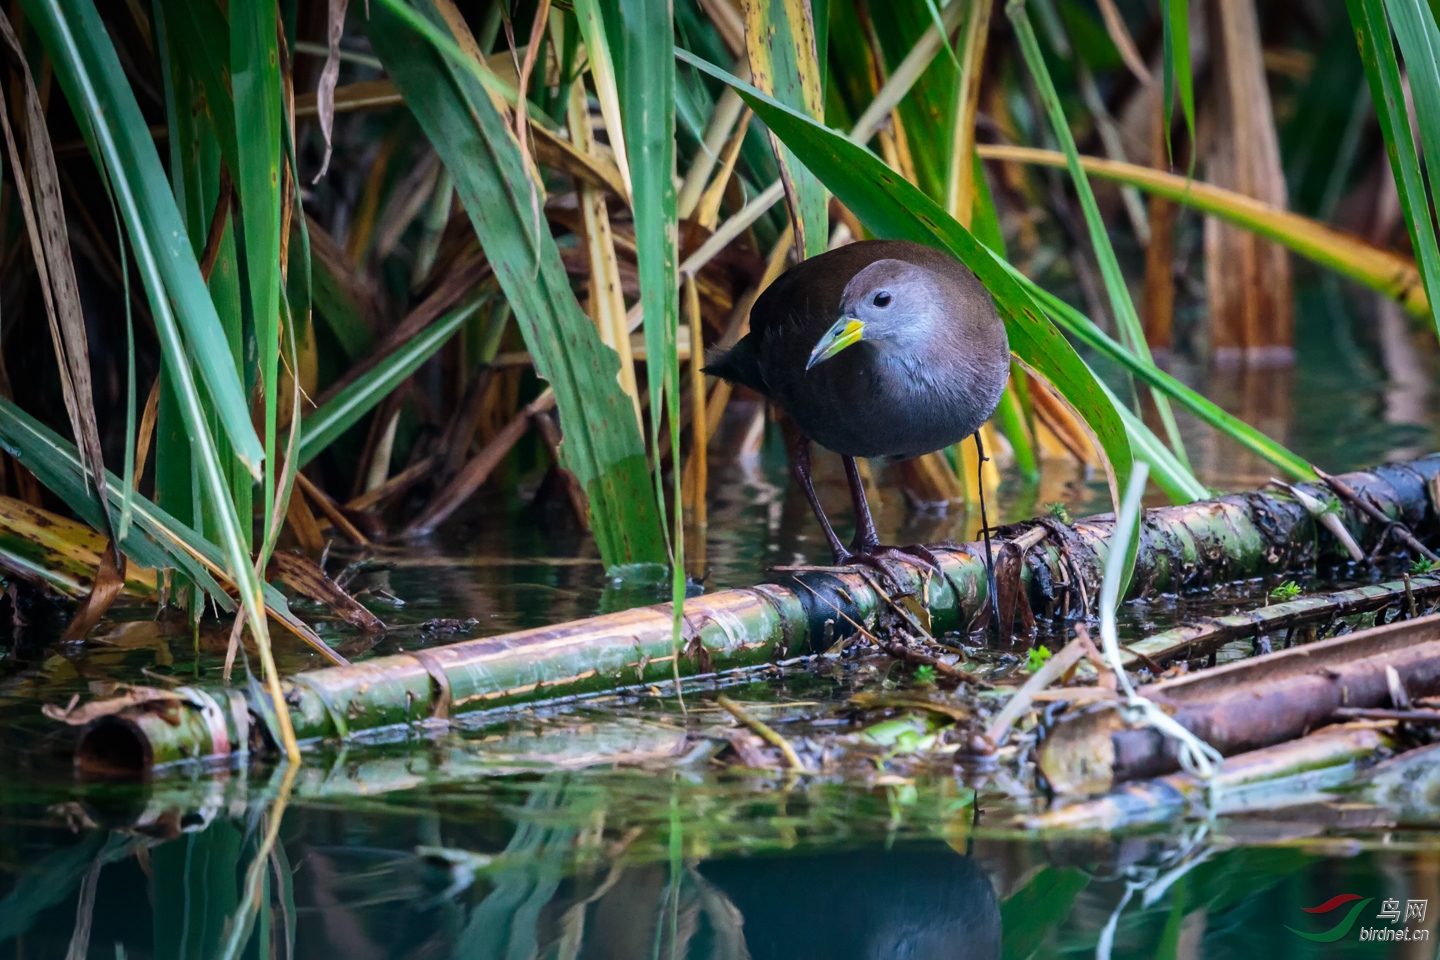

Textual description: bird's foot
[835,543,943,595]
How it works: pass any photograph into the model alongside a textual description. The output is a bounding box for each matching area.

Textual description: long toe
[893,543,947,570]
[848,551,915,594]
[846,545,942,595]
[865,544,941,574]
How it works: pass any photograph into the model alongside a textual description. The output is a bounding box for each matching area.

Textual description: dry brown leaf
[197,165,233,281]
[61,541,127,642]
[268,550,385,633]
[718,728,778,768]
[285,478,327,552]
[42,684,194,726]
[313,0,350,182]
[0,495,156,597]
[0,10,111,534]
[133,376,161,491]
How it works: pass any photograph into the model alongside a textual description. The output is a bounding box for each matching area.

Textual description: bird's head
[806,259,939,370]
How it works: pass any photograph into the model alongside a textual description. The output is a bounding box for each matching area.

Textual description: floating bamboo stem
[1040,610,1440,795]
[1121,572,1440,667]
[1026,723,1394,830]
[60,456,1440,770]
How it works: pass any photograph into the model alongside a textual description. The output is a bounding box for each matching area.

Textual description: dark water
[4,288,1440,959]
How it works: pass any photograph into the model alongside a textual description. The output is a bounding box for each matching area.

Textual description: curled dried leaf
[268,550,385,633]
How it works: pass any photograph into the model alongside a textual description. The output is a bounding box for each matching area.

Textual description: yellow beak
[806,317,865,370]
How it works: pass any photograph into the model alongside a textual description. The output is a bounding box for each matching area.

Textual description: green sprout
[1269,580,1302,603]
[1026,645,1053,672]
[912,664,937,686]
[1046,502,1072,524]
[1410,558,1436,574]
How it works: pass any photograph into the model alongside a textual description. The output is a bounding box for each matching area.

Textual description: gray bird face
[806,259,936,370]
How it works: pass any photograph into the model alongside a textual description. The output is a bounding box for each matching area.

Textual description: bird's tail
[702,338,766,394]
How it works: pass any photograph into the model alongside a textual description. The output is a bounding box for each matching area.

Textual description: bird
[707,239,1010,579]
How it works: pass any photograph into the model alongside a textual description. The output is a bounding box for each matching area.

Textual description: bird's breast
[781,352,1005,460]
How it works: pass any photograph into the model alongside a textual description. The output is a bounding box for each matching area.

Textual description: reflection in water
[7,801,1440,960]
[490,849,1002,960]
[695,850,1000,960]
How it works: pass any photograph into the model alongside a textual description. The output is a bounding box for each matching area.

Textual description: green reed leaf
[1160,0,1194,171]
[1008,2,1189,470]
[299,299,479,468]
[25,0,263,476]
[1372,0,1440,334]
[25,0,273,673]
[1008,264,1316,481]
[367,0,666,570]
[231,0,285,545]
[741,0,829,257]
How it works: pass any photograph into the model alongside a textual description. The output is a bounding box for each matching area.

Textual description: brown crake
[708,239,1009,574]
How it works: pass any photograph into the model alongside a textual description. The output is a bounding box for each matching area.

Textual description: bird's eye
[873,292,892,307]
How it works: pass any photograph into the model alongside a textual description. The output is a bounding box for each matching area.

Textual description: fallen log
[1120,571,1440,667]
[1355,739,1440,823]
[58,455,1440,771]
[1025,723,1395,830]
[1039,612,1440,795]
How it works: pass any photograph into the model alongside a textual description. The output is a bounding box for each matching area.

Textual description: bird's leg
[792,435,853,564]
[974,431,1002,639]
[843,456,881,554]
[842,456,943,581]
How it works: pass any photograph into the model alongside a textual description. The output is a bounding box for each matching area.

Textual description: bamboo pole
[1026,724,1394,830]
[1121,572,1440,667]
[1040,611,1440,795]
[60,455,1440,770]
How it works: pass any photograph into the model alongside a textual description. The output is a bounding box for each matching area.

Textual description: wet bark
[1040,611,1440,795]
[1122,571,1440,666]
[1029,724,1394,830]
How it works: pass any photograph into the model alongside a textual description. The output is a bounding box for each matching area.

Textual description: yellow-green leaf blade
[741,0,828,257]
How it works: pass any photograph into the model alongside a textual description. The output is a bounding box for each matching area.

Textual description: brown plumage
[708,240,1009,567]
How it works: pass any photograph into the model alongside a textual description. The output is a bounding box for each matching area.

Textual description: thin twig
[1314,467,1440,561]
[344,455,435,512]
[856,568,936,642]
[1270,479,1365,561]
[787,574,886,647]
[789,575,985,684]
[294,472,371,546]
[984,633,1090,745]
[872,636,979,684]
[716,694,809,771]
[1333,707,1440,723]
